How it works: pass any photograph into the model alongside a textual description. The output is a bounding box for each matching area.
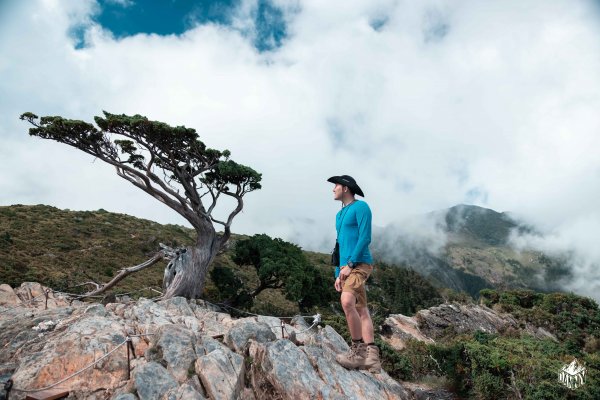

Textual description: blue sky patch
[253,0,287,51]
[86,0,287,52]
[95,0,237,36]
[69,24,89,50]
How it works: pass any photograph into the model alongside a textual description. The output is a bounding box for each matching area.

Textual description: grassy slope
[0,204,196,295]
[0,204,326,314]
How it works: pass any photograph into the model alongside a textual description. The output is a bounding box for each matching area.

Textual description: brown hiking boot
[363,345,382,373]
[336,342,367,369]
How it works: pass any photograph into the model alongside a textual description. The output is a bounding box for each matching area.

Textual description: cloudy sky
[1,0,599,296]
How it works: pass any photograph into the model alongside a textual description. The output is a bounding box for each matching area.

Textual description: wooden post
[128,339,136,359]
[4,378,12,400]
[280,320,285,339]
[44,289,50,310]
[126,337,131,381]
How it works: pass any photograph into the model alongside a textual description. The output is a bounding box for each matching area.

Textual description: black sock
[352,338,364,344]
[366,342,376,347]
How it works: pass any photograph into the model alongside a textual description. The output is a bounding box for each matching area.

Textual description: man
[327,175,381,373]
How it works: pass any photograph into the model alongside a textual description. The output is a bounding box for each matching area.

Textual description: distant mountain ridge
[442,204,519,245]
[374,204,570,297]
[437,204,537,246]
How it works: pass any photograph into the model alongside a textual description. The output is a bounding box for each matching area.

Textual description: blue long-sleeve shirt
[334,200,373,278]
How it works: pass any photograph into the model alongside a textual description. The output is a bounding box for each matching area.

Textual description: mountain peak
[443,204,517,246]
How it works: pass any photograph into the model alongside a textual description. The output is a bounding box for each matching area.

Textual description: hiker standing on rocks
[327,175,381,373]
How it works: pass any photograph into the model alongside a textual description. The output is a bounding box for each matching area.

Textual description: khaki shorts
[341,263,373,309]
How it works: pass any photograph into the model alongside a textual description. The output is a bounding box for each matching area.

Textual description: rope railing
[210,300,318,320]
[201,299,322,338]
[0,291,50,315]
[1,285,324,397]
[0,285,164,316]
[6,332,156,396]
[9,340,128,394]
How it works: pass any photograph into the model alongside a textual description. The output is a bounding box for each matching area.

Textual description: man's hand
[339,265,351,280]
[335,266,351,292]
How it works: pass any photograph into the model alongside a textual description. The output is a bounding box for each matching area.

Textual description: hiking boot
[336,342,367,369]
[363,344,382,373]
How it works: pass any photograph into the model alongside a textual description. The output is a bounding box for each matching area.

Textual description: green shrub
[376,338,413,380]
[472,370,504,399]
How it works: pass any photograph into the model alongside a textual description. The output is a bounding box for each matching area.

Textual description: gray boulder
[149,324,197,383]
[304,325,348,354]
[194,335,226,357]
[165,382,207,400]
[195,346,244,400]
[133,361,178,400]
[302,345,408,399]
[224,319,276,352]
[84,303,107,317]
[159,297,195,318]
[249,339,338,400]
[192,310,236,338]
[124,298,172,333]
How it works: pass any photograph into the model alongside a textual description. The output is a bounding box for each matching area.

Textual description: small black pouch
[331,240,340,266]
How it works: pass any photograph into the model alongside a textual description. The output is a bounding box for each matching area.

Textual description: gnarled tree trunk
[162,226,219,299]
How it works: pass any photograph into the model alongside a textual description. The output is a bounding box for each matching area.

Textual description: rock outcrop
[382,302,557,350]
[0,283,412,400]
[0,282,69,309]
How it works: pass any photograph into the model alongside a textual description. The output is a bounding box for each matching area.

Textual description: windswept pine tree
[20,112,261,299]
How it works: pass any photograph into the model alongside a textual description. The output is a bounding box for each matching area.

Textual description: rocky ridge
[381,302,557,350]
[0,283,411,400]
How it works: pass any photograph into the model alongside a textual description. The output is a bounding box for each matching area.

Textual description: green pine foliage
[211,234,336,313]
[480,289,600,352]
[368,262,444,316]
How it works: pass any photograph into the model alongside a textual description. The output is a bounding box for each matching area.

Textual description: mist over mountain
[373,204,575,298]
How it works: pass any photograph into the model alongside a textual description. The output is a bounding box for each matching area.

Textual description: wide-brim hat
[327,175,365,197]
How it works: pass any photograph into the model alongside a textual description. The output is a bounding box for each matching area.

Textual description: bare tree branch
[81,252,166,297]
[219,190,244,248]
[72,281,101,291]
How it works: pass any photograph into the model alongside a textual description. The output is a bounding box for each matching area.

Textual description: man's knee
[340,293,356,312]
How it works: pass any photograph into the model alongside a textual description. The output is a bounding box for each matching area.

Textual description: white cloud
[510,214,600,300]
[1,0,600,298]
[104,0,134,7]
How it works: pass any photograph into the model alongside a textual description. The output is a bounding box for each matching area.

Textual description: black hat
[327,175,365,197]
